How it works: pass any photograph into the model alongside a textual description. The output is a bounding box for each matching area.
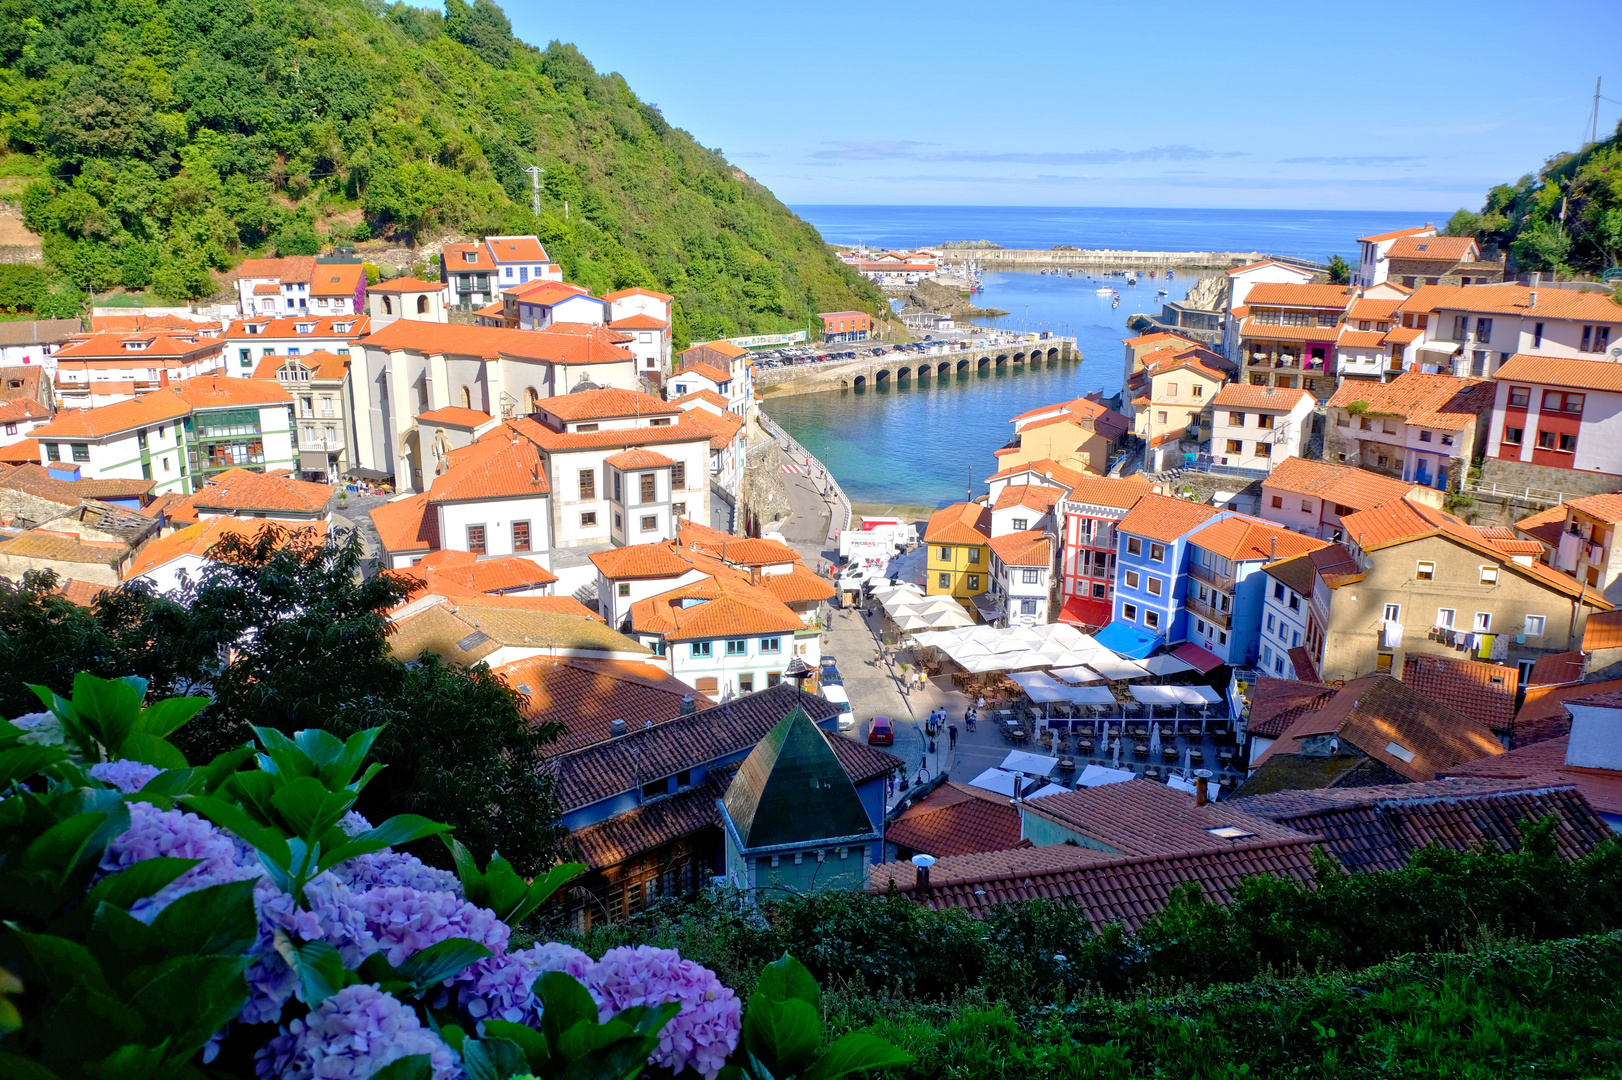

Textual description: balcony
[1187,561,1235,592]
[1185,594,1232,629]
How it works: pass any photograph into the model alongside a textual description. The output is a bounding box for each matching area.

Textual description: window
[1503,426,1523,445]
[1376,653,1394,673]
[738,675,753,693]
[1166,382,1178,397]
[692,641,712,658]
[640,473,656,503]
[1149,542,1165,562]
[1266,613,1276,632]
[671,462,685,490]
[1125,571,1140,590]
[725,640,747,656]
[1437,608,1455,628]
[766,672,781,687]
[1021,568,1041,584]
[466,525,487,554]
[1123,603,1138,621]
[1563,393,1585,414]
[1473,612,1491,633]
[612,470,621,501]
[1092,582,1107,598]
[1559,432,1578,452]
[580,511,598,527]
[1416,561,1434,581]
[1157,411,1168,424]
[1523,614,1546,637]
[512,521,531,552]
[1538,430,1557,450]
[1418,430,1432,443]
[1479,566,1499,586]
[578,469,595,499]
[937,546,952,561]
[1256,414,1274,430]
[1288,594,1300,611]
[1533,322,1545,348]
[640,515,657,532]
[938,572,950,589]
[1384,603,1401,622]
[1256,443,1272,458]
[1192,384,1203,398]
[1229,412,1246,427]
[618,583,631,598]
[642,778,668,799]
[1336,413,1350,427]
[70,443,89,463]
[1273,582,1285,601]
[1271,495,1283,508]
[1508,387,1530,408]
[761,637,781,654]
[673,502,686,519]
[1147,576,1163,597]
[967,574,980,590]
[1476,317,1493,342]
[1011,517,1028,530]
[1127,537,1142,556]
[1226,439,1243,454]
[968,548,981,564]
[1144,610,1160,630]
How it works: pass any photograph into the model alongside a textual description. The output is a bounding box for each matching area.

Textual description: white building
[442,236,562,312]
[51,326,228,410]
[1222,260,1315,358]
[125,518,329,594]
[1353,225,1436,288]
[669,390,747,510]
[31,390,192,494]
[224,314,370,378]
[235,258,365,318]
[1207,384,1315,472]
[986,531,1054,626]
[1395,282,1622,380]
[366,279,449,331]
[0,399,52,448]
[1258,555,1314,679]
[504,281,607,331]
[605,288,674,389]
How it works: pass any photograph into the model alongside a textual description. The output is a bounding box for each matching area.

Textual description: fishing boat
[1157,288,1168,297]
[1095,286,1114,294]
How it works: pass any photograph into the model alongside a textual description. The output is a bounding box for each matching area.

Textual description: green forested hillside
[0,0,883,341]
[1445,122,1622,279]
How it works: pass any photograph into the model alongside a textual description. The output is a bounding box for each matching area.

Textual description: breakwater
[939,248,1325,272]
[757,338,1082,398]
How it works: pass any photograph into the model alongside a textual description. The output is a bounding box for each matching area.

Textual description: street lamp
[785,656,813,706]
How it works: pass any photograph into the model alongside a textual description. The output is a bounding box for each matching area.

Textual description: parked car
[820,656,842,686]
[867,716,894,746]
[822,684,855,731]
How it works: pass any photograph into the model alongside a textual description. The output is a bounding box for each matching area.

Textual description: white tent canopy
[1142,654,1196,676]
[1084,655,1153,681]
[1129,684,1223,705]
[1026,783,1070,799]
[1076,764,1136,788]
[1001,749,1058,776]
[1049,665,1106,684]
[967,768,1022,797]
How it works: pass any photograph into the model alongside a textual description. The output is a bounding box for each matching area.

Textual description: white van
[822,684,856,731]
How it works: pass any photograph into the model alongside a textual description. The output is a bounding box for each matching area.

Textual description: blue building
[1179,515,1329,668]
[1098,494,1226,658]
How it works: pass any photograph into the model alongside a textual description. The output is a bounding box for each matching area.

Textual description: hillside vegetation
[0,0,883,341]
[1445,122,1622,279]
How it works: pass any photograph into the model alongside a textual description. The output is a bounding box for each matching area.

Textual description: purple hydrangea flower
[331,850,462,896]
[338,810,373,837]
[254,984,459,1080]
[587,945,741,1078]
[448,941,596,1029]
[9,711,63,746]
[241,876,378,1025]
[354,885,509,967]
[99,802,260,920]
[89,759,163,794]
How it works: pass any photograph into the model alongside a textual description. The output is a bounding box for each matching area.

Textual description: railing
[1185,594,1232,629]
[1187,561,1236,592]
[1179,458,1272,483]
[757,410,851,538]
[1460,478,1580,508]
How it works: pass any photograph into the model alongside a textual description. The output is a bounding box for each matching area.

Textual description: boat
[1095,286,1115,294]
[1157,288,1168,297]
[1111,296,1120,308]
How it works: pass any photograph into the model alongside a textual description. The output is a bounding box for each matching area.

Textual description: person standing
[949,724,958,749]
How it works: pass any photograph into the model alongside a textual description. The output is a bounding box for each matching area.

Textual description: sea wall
[757,339,1080,398]
[936,248,1272,271]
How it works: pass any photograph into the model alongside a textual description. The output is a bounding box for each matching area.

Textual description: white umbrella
[924,606,973,629]
[894,614,932,631]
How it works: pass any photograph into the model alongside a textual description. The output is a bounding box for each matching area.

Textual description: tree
[1326,254,1351,285]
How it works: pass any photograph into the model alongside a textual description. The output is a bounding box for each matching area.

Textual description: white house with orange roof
[416,406,500,476]
[235,257,316,317]
[441,235,561,312]
[170,376,297,486]
[1353,224,1436,288]
[0,398,52,449]
[1395,282,1622,380]
[124,517,330,594]
[1258,455,1438,542]
[997,395,1129,478]
[366,278,449,330]
[985,531,1054,627]
[225,314,369,378]
[675,340,752,423]
[503,281,607,331]
[1134,350,1229,471]
[1232,282,1352,402]
[178,466,334,523]
[251,349,354,482]
[605,288,674,387]
[1207,384,1315,473]
[1221,260,1316,357]
[1334,284,1413,383]
[33,390,194,494]
[51,324,228,410]
[669,390,747,514]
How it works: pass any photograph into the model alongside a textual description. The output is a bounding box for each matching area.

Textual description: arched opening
[939,362,952,375]
[382,296,394,315]
[1012,352,1025,365]
[977,356,991,369]
[524,386,539,414]
[460,386,471,409]
[995,354,1008,367]
[417,295,430,315]
[853,375,867,388]
[1047,347,1059,363]
[874,369,890,383]
[897,366,911,381]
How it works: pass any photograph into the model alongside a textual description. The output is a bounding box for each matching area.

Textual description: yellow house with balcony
[925,502,992,613]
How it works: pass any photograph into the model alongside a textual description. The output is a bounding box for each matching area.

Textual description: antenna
[1595,77,1603,147]
[523,166,543,217]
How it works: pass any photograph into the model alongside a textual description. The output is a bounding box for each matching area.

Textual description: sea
[763,205,1448,509]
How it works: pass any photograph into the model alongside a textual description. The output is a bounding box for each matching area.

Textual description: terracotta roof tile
[236,256,316,281]
[629,574,804,642]
[1227,258,1314,276]
[1493,353,1622,393]
[496,654,713,754]
[427,436,549,502]
[536,388,677,422]
[363,320,633,366]
[54,577,111,607]
[682,340,747,360]
[1335,330,1388,348]
[1423,283,1622,320]
[675,362,732,384]
[607,314,668,330]
[1583,608,1622,651]
[369,493,435,555]
[987,529,1051,567]
[1211,384,1315,411]
[392,550,557,598]
[126,518,327,578]
[1357,225,1434,243]
[417,406,493,428]
[1386,235,1478,261]
[484,236,550,263]
[188,468,332,516]
[1327,372,1495,431]
[992,484,1065,512]
[1563,493,1622,525]
[1021,779,1306,856]
[1243,283,1354,308]
[603,448,676,469]
[604,287,674,302]
[1447,734,1622,817]
[32,391,191,439]
[677,521,802,567]
[884,782,1024,858]
[1244,676,1335,739]
[1527,650,1586,688]
[1401,653,1519,733]
[1117,494,1223,544]
[924,502,991,546]
[1237,321,1341,342]
[1190,515,1328,563]
[171,376,291,409]
[0,530,128,565]
[757,564,836,604]
[568,767,734,870]
[1346,297,1403,321]
[367,276,444,294]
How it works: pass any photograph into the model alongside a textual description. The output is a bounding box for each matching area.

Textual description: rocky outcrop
[899,277,1008,319]
[739,447,792,529]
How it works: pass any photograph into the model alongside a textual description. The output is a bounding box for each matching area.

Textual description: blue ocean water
[792,205,1450,264]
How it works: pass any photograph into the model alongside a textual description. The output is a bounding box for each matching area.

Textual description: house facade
[819,312,871,343]
[1483,354,1622,496]
[986,530,1053,626]
[925,502,992,614]
[1207,384,1315,472]
[1352,225,1435,288]
[33,391,194,495]
[1258,455,1437,542]
[1107,494,1225,651]
[1232,283,1351,402]
[1324,372,1495,492]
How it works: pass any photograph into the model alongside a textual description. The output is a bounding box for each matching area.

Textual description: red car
[867,716,894,746]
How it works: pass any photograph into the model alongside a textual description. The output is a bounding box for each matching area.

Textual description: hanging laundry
[1465,633,1478,652]
[1476,634,1494,660]
[1489,633,1509,661]
[1383,620,1403,648]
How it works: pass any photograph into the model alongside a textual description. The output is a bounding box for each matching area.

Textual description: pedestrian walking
[949,724,958,749]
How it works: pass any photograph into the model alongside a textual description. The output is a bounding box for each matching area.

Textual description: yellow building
[925,502,992,613]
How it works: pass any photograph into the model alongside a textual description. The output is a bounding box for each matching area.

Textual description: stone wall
[739,447,792,531]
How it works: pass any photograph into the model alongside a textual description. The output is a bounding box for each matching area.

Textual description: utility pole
[1594,77,1603,146]
[523,166,543,216]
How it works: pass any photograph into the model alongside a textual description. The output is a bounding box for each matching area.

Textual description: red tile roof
[604,287,674,302]
[607,314,669,330]
[924,502,991,546]
[1189,515,1328,563]
[1447,734,1622,818]
[1211,384,1314,411]
[369,493,435,556]
[1401,653,1519,733]
[367,276,444,294]
[1245,677,1335,739]
[126,518,328,578]
[417,406,493,428]
[1243,283,1354,308]
[1386,235,1478,261]
[676,519,801,567]
[427,435,549,502]
[992,484,1065,512]
[187,468,333,516]
[1227,258,1314,276]
[32,391,191,439]
[884,782,1023,858]
[537,387,676,422]
[1328,372,1495,431]
[1021,779,1307,856]
[675,362,732,384]
[496,654,711,754]
[1527,650,1586,688]
[171,376,292,409]
[484,236,550,263]
[393,550,557,599]
[1493,353,1622,393]
[629,573,804,642]
[1357,225,1434,243]
[1117,494,1222,544]
[1565,493,1622,525]
[682,340,748,360]
[362,320,634,366]
[603,447,676,469]
[1583,608,1622,651]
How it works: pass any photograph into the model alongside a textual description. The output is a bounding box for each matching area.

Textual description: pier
[937,248,1328,273]
[757,337,1081,398]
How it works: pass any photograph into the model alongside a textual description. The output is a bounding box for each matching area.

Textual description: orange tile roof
[1514,504,1568,548]
[676,405,745,451]
[1237,321,1341,342]
[1210,384,1314,411]
[484,236,550,263]
[537,387,676,422]
[88,314,218,333]
[237,256,316,281]
[55,577,111,607]
[1121,330,1201,348]
[1006,466,1151,511]
[987,529,1051,567]
[1527,650,1586,688]
[604,447,676,469]
[1565,493,1622,525]
[1401,653,1519,733]
[671,388,730,412]
[1494,353,1622,394]
[629,573,804,642]
[1339,497,1462,548]
[757,563,836,604]
[1191,515,1328,563]
[1346,297,1403,321]
[924,502,990,546]
[171,376,292,409]
[883,782,1023,859]
[188,468,333,516]
[1357,225,1434,244]
[367,276,444,293]
[496,655,709,754]
[676,519,802,566]
[1583,608,1622,651]
[310,263,366,298]
[675,362,732,384]
[126,518,327,578]
[32,390,191,439]
[1335,330,1388,348]
[1414,283,1622,320]
[427,436,549,502]
[1383,326,1424,343]
[0,399,51,423]
[590,541,698,580]
[0,530,128,565]
[1325,371,1494,431]
[251,349,352,381]
[1226,258,1312,276]
[1243,283,1353,308]
[992,484,1065,512]
[1261,456,1417,510]
[0,439,41,466]
[393,550,557,598]
[53,333,223,363]
[1117,494,1222,544]
[604,287,674,303]
[362,320,633,366]
[508,415,714,455]
[683,340,748,359]
[1387,235,1477,262]
[508,280,593,305]
[369,493,435,555]
[607,314,669,330]
[416,406,493,428]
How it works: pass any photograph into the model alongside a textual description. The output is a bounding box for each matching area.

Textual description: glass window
[1147,577,1163,597]
[1149,543,1165,562]
[1437,608,1455,628]
[938,572,950,589]
[1524,614,1545,637]
[938,546,951,561]
[512,521,530,552]
[725,640,747,656]
[1384,603,1401,622]
[640,515,657,532]
[967,574,980,590]
[968,548,981,564]
[1474,612,1491,633]
[1416,561,1434,581]
[671,462,685,490]
[1508,387,1530,408]
[692,641,712,658]
[760,637,781,654]
[1125,571,1140,590]
[1021,568,1041,584]
[640,473,657,503]
[70,443,90,462]
[618,583,630,597]
[1127,537,1142,556]
[1145,610,1160,630]
[579,469,596,499]
[581,511,597,527]
[1503,426,1523,445]
[1123,603,1138,621]
[466,525,486,554]
[1479,566,1499,585]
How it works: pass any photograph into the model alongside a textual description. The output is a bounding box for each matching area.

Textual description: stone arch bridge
[755,338,1082,397]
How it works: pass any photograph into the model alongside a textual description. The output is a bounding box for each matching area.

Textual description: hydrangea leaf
[116,732,188,772]
[538,970,601,1053]
[800,1033,915,1080]
[742,995,820,1079]
[394,937,492,990]
[365,1053,433,1080]
[81,857,198,914]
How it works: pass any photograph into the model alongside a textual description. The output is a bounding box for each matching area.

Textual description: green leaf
[127,954,252,1050]
[800,1032,914,1080]
[149,880,260,957]
[458,1037,499,1080]
[556,1038,662,1080]
[756,954,820,1009]
[290,939,350,1007]
[15,931,112,998]
[0,1050,64,1080]
[394,938,492,990]
[269,776,355,841]
[292,727,348,769]
[539,971,603,1054]
[131,696,209,739]
[439,836,484,897]
[365,1054,433,1080]
[0,744,71,787]
[556,1018,636,1063]
[198,745,256,793]
[477,1036,530,1078]
[742,996,821,1079]
[82,857,198,913]
[183,795,290,867]
[482,1021,550,1072]
[117,732,189,771]
[70,672,146,754]
[506,862,587,925]
[22,810,117,878]
[330,726,385,786]
[357,814,452,849]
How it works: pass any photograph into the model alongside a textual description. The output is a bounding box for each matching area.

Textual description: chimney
[1194,768,1212,807]
[610,718,627,737]
[1529,290,1537,309]
[680,694,697,716]
[911,853,935,895]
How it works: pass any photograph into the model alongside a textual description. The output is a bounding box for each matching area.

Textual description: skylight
[1206,826,1254,840]
[1384,741,1416,763]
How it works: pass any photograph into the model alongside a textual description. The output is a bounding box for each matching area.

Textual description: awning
[1000,749,1058,776]
[971,593,1003,621]
[1059,595,1113,628]
[1075,764,1136,788]
[966,768,1022,797]
[1094,621,1163,659]
[344,466,391,481]
[1171,641,1226,673]
[1415,340,1462,357]
[1129,684,1222,705]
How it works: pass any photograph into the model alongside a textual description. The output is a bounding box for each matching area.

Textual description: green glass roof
[723,706,874,849]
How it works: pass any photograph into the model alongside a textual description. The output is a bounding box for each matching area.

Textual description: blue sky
[499,0,1622,211]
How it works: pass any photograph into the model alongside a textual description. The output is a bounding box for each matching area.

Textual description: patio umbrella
[894,614,932,632]
[1149,722,1161,756]
[923,606,973,629]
